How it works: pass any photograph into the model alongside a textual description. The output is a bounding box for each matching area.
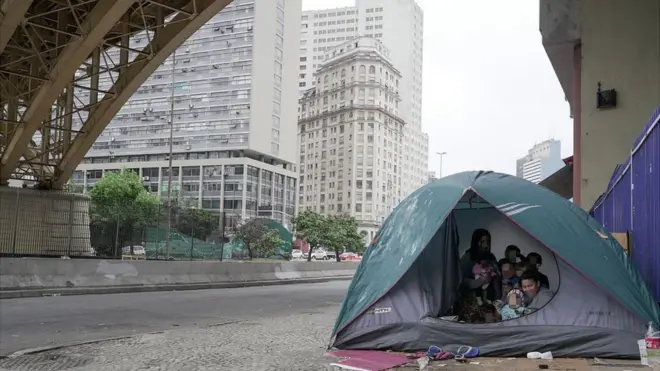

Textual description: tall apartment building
[71,0,302,230]
[516,139,564,184]
[299,7,359,90]
[299,0,428,200]
[298,37,405,240]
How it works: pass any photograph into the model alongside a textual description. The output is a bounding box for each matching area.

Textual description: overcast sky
[302,0,572,177]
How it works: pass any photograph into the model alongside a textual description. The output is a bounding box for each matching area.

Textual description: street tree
[342,216,365,254]
[175,205,216,241]
[293,210,327,261]
[158,196,217,241]
[89,169,160,256]
[232,218,283,259]
[327,215,363,261]
[254,228,283,258]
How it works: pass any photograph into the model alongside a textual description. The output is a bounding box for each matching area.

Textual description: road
[0,281,349,357]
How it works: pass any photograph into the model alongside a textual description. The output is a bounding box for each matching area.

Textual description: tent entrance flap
[331,183,467,336]
[337,214,461,332]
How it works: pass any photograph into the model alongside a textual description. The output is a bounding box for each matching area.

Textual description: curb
[0,276,353,299]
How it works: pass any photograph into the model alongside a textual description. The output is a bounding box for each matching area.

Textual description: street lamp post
[436,151,447,179]
[165,50,176,260]
[219,211,225,261]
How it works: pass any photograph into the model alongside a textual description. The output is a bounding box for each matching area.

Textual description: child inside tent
[497,288,529,320]
[500,262,521,294]
[472,251,499,305]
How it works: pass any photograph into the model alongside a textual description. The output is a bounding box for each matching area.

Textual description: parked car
[122,245,146,255]
[340,252,362,261]
[311,249,328,260]
[291,249,304,259]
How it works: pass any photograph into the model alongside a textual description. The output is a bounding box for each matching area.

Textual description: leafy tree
[323,217,344,262]
[89,169,160,256]
[294,211,363,262]
[343,217,366,254]
[327,215,363,261]
[156,196,218,242]
[254,229,283,258]
[232,218,283,259]
[178,208,216,240]
[293,210,327,261]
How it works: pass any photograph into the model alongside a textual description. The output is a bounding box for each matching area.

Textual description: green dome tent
[331,171,660,358]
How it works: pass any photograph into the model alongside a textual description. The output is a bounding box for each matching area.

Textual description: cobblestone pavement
[1,307,650,371]
[0,310,339,371]
[1,281,350,356]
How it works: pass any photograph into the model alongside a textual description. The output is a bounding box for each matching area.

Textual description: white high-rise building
[73,0,302,230]
[516,139,564,184]
[299,7,359,91]
[298,37,405,241]
[299,0,428,201]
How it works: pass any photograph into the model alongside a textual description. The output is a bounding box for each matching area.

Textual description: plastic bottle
[645,322,660,364]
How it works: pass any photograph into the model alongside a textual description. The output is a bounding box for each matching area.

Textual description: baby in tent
[472,252,499,305]
[497,288,529,320]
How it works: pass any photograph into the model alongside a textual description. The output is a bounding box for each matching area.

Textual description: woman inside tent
[520,269,554,311]
[455,229,503,322]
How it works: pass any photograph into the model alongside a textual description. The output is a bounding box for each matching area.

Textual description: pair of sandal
[424,345,479,361]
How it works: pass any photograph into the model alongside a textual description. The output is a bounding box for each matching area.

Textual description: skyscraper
[73,0,302,230]
[297,37,404,241]
[299,0,428,199]
[516,139,564,184]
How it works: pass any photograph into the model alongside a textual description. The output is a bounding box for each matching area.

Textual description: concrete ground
[0,281,653,370]
[0,310,338,370]
[0,281,349,357]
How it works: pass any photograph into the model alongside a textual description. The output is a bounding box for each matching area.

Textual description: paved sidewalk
[0,281,349,356]
[0,310,338,371]
[0,306,652,371]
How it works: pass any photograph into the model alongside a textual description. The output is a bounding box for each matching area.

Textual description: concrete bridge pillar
[0,186,92,256]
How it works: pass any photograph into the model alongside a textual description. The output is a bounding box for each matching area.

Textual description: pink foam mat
[327,350,412,371]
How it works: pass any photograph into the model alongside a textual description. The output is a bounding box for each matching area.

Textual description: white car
[291,249,304,259]
[122,245,146,255]
[311,249,329,260]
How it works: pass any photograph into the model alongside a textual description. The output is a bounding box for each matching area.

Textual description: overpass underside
[0,0,232,189]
